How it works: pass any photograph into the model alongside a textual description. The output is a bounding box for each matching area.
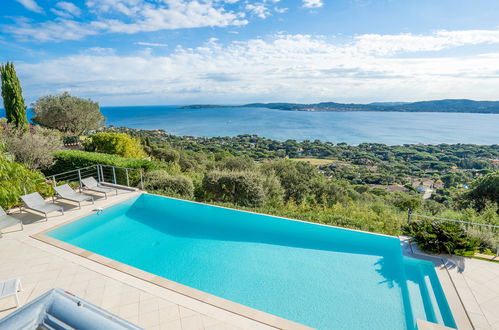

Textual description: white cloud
[7,0,248,42]
[245,3,271,19]
[136,41,168,47]
[274,7,288,13]
[16,0,44,13]
[5,19,98,42]
[15,30,499,105]
[302,0,323,9]
[353,30,499,56]
[54,2,82,17]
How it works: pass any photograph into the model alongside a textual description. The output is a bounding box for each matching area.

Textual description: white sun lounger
[54,184,94,209]
[0,207,23,237]
[20,192,64,221]
[81,177,118,199]
[0,278,22,308]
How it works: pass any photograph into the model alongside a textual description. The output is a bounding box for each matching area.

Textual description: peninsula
[181,99,499,114]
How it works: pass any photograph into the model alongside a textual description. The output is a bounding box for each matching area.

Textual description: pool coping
[32,193,312,330]
[400,237,474,330]
[31,192,470,330]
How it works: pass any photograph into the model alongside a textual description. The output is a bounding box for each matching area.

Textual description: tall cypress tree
[0,62,28,128]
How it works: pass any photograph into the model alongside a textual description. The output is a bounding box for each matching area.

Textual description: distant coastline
[180,99,499,114]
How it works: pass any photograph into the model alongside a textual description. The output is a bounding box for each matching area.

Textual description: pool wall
[32,192,472,330]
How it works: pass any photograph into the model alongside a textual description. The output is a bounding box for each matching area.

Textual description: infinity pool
[47,194,456,329]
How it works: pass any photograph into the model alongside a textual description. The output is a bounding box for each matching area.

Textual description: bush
[403,220,479,255]
[203,170,266,206]
[144,170,194,198]
[0,124,62,169]
[0,155,53,209]
[84,132,146,158]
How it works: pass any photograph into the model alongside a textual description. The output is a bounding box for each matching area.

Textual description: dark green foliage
[203,170,266,206]
[463,172,499,212]
[150,147,181,163]
[394,198,422,212]
[0,62,28,128]
[403,220,479,255]
[144,170,194,198]
[263,160,318,203]
[31,92,105,136]
[218,156,256,171]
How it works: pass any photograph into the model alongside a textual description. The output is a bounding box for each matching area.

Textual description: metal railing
[42,164,144,190]
[408,214,499,230]
[408,213,499,256]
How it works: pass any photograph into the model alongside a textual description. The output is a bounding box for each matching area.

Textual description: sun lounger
[54,184,94,209]
[0,278,22,308]
[20,192,64,221]
[0,207,23,237]
[81,177,118,199]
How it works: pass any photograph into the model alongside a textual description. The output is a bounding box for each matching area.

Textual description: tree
[464,172,499,212]
[83,132,146,158]
[0,62,28,128]
[203,170,266,206]
[0,124,62,170]
[144,170,194,198]
[31,92,105,136]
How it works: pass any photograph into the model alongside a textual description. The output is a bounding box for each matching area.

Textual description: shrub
[144,170,194,198]
[403,220,479,255]
[203,170,266,206]
[0,155,53,209]
[84,132,146,158]
[0,124,62,170]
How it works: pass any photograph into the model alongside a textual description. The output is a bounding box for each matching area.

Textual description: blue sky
[2,0,499,106]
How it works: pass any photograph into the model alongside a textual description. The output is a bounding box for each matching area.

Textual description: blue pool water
[47,194,456,329]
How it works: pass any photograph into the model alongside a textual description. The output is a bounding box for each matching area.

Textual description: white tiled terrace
[0,189,274,330]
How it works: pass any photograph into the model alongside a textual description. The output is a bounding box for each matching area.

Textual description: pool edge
[400,238,474,330]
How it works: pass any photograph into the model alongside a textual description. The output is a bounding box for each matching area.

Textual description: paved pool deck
[0,189,497,329]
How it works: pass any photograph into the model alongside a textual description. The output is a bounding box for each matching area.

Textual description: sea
[3,106,499,145]
[100,106,499,145]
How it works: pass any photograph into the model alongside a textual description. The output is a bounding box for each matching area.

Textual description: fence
[408,213,499,256]
[42,165,144,190]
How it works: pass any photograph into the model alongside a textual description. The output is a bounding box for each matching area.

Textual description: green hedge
[45,150,160,175]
